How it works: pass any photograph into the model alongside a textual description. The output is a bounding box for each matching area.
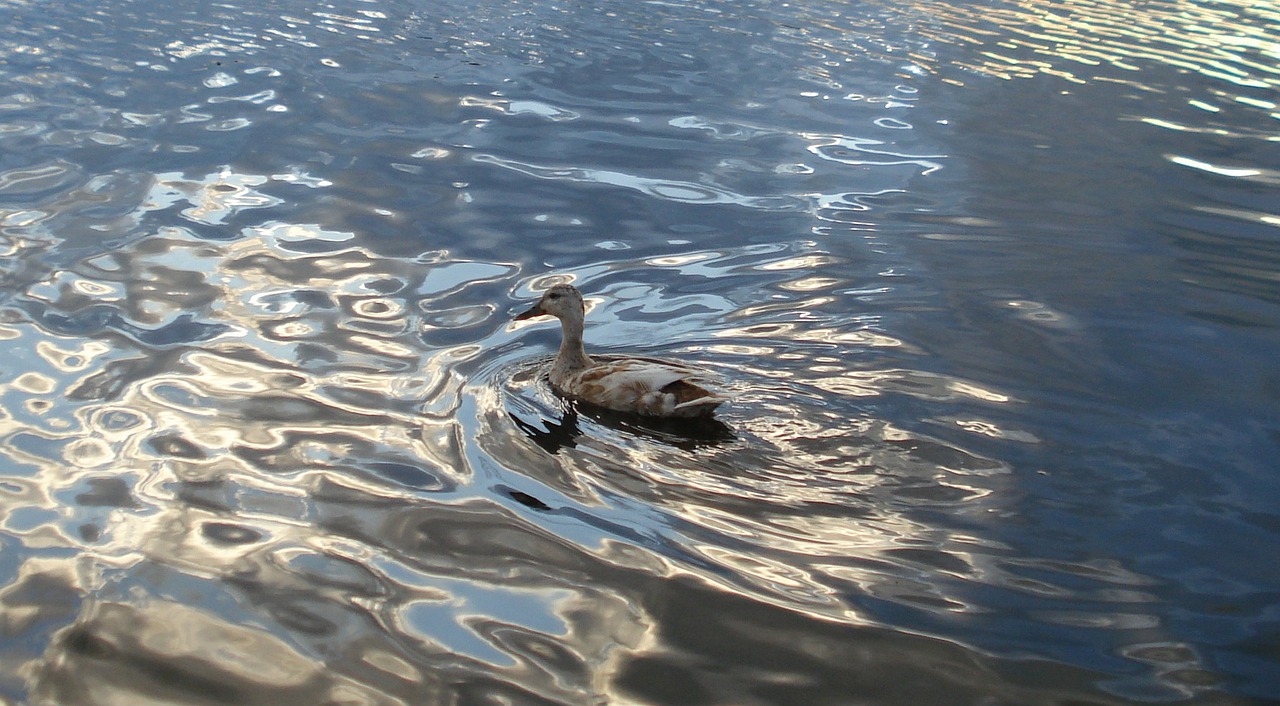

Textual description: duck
[514,284,729,418]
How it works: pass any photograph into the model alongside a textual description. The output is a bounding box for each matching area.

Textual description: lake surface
[1,0,1278,703]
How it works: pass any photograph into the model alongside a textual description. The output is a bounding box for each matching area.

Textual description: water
[1,0,1277,703]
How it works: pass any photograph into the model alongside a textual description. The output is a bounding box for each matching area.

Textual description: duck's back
[552,357,726,417]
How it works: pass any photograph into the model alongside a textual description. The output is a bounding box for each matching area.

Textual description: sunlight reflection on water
[0,0,1278,703]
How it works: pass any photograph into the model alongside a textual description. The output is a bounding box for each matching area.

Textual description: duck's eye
[548,292,560,300]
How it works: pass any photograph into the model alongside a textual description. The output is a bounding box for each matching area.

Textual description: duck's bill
[514,303,547,321]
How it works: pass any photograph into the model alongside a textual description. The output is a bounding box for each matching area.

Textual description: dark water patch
[72,477,138,509]
[201,521,264,546]
[147,433,207,460]
[362,461,454,493]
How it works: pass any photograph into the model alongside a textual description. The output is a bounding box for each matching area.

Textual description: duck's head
[514,283,585,322]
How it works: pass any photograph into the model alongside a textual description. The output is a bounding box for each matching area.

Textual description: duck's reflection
[510,402,734,455]
[510,408,582,454]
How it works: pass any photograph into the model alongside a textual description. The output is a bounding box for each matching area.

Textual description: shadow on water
[510,403,736,456]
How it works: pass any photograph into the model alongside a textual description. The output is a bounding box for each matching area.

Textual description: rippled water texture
[2,0,1278,704]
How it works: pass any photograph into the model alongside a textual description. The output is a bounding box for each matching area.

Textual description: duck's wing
[562,359,728,416]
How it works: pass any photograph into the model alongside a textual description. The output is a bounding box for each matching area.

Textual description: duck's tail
[672,393,729,416]
[660,377,729,417]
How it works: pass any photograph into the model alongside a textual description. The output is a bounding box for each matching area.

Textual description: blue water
[1,0,1278,703]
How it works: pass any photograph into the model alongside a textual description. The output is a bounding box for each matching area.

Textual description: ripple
[144,168,283,225]
[805,134,943,173]
[0,0,1274,703]
[476,335,1020,623]
[0,161,86,202]
[473,153,805,211]
[917,0,1280,97]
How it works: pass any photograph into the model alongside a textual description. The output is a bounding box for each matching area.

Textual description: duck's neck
[553,314,592,373]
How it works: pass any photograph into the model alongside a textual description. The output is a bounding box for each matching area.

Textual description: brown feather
[515,284,729,418]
